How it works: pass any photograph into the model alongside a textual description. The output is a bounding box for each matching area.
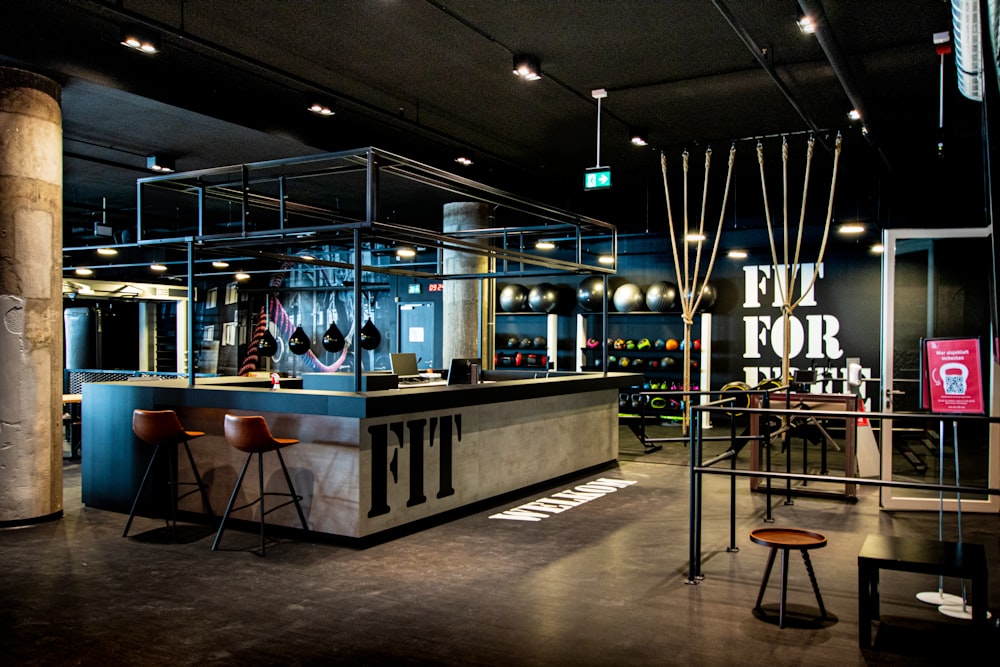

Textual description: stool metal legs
[122,440,213,538]
[212,450,309,556]
[755,547,827,628]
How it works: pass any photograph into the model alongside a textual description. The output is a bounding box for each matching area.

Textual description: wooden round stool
[749,527,828,628]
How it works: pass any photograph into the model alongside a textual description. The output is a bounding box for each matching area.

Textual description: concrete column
[442,202,491,365]
[0,67,63,525]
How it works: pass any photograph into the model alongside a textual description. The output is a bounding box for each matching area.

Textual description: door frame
[879,226,999,512]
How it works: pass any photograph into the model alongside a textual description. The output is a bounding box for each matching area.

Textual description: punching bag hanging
[288,325,311,355]
[258,328,278,358]
[322,321,346,352]
[359,318,381,350]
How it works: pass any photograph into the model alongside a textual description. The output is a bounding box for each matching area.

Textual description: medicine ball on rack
[686,282,717,311]
[533,336,547,349]
[499,283,528,312]
[576,276,607,312]
[613,282,645,312]
[520,337,533,348]
[528,283,560,313]
[645,281,679,312]
[654,338,666,349]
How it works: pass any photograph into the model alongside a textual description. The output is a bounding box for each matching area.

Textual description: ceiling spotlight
[686,233,707,242]
[211,260,230,269]
[597,254,615,265]
[146,155,175,172]
[97,247,118,256]
[796,10,816,34]
[150,263,168,272]
[628,129,649,147]
[870,243,885,254]
[234,272,250,281]
[727,249,748,259]
[75,267,93,276]
[455,156,473,166]
[308,103,334,116]
[396,247,416,258]
[120,25,160,53]
[838,223,866,235]
[847,109,862,121]
[535,240,556,250]
[512,54,542,81]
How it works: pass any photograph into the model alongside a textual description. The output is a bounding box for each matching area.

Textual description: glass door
[880,227,998,511]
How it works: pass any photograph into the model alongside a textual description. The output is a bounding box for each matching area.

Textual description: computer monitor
[446,357,481,386]
[390,352,420,378]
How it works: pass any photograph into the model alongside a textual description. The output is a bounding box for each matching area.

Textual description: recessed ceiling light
[628,129,649,147]
[146,155,175,172]
[396,247,416,258]
[535,240,555,250]
[455,156,473,166]
[686,233,706,242]
[870,243,885,254]
[598,255,615,265]
[796,11,816,34]
[120,26,160,54]
[75,267,93,276]
[211,260,230,269]
[235,272,250,281]
[838,223,866,235]
[848,109,862,121]
[150,263,168,272]
[727,249,748,259]
[308,103,334,116]
[97,247,118,256]
[512,54,542,81]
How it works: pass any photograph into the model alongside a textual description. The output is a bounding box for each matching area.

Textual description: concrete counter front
[81,373,637,538]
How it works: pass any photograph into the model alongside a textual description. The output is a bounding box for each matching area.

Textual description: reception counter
[81,371,637,539]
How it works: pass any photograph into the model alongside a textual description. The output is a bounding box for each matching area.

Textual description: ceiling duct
[953,0,984,101]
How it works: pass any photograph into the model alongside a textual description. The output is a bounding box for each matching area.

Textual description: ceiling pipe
[710,0,831,151]
[797,0,891,169]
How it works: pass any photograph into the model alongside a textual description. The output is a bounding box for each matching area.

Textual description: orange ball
[665,338,680,351]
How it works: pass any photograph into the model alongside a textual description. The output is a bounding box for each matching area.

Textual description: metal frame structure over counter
[63,147,619,391]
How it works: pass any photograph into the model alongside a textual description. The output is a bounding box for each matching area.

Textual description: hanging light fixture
[120,25,160,54]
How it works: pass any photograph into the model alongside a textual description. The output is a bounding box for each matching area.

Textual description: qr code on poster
[943,376,965,395]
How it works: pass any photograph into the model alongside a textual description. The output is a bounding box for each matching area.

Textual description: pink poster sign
[922,338,984,414]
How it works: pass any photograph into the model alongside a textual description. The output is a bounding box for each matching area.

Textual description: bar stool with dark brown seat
[212,414,310,556]
[123,409,214,538]
[750,527,828,628]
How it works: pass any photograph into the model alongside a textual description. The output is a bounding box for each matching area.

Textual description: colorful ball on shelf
[613,338,626,350]
[661,356,677,369]
[625,339,636,350]
[645,281,678,312]
[528,283,560,313]
[586,337,601,349]
[499,283,528,312]
[654,338,666,349]
[612,282,645,312]
[619,356,630,368]
[637,338,651,350]
[576,276,607,312]
[665,338,680,351]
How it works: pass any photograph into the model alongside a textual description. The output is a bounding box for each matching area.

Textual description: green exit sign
[584,167,611,190]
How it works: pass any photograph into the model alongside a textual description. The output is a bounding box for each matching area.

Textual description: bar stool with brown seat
[750,527,828,628]
[123,409,214,538]
[212,414,310,556]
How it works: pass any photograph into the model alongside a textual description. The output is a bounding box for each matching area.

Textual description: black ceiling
[0,0,990,251]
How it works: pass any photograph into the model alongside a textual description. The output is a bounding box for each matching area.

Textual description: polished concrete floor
[3,427,998,666]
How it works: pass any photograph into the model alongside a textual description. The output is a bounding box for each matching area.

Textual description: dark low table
[857,534,989,648]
